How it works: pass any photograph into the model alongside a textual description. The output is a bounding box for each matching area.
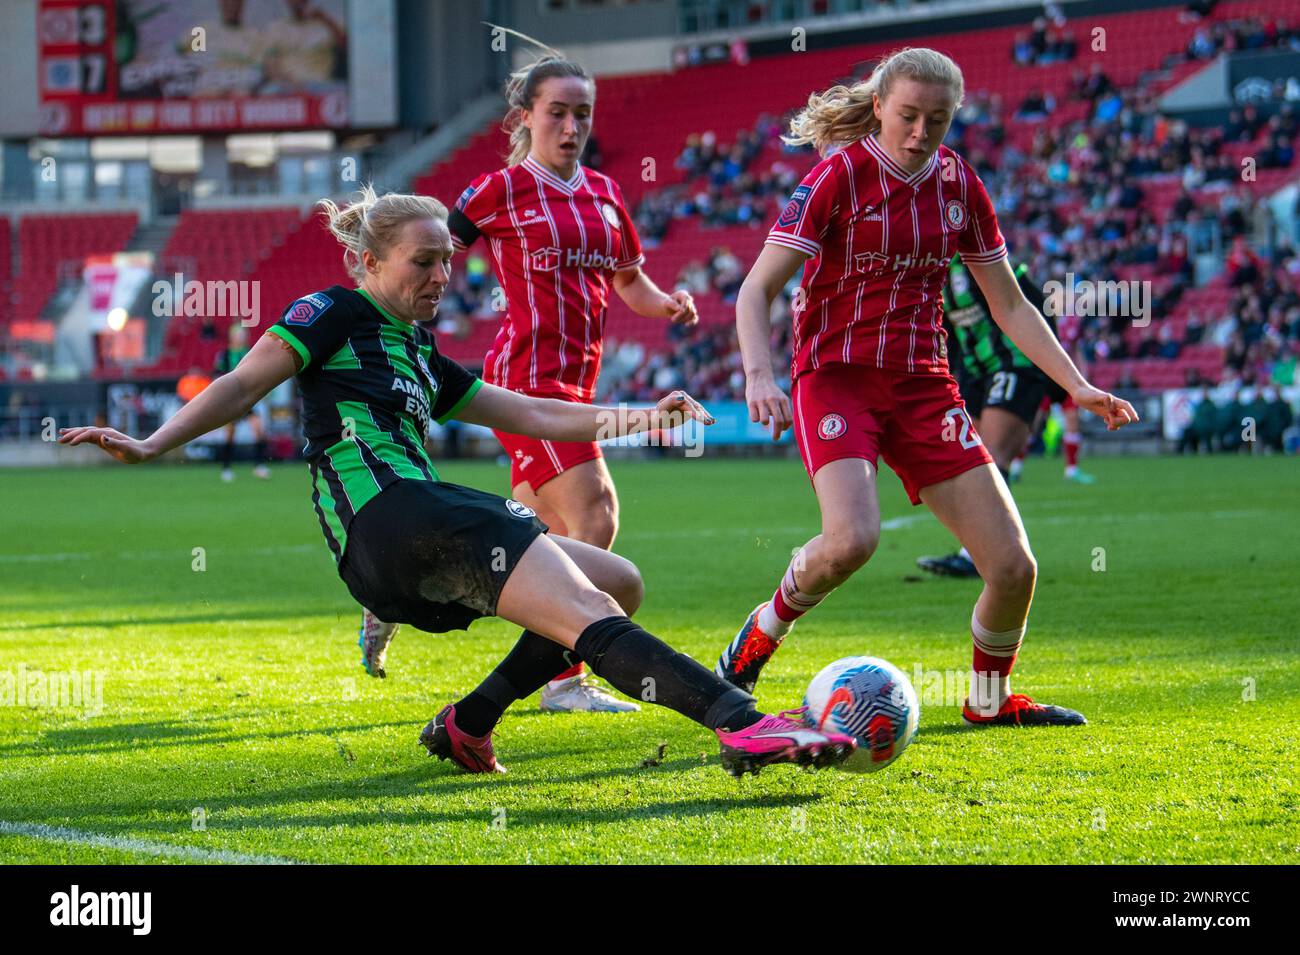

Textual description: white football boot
[539,673,641,713]
[358,608,398,679]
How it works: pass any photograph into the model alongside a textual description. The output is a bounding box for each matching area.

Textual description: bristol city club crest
[600,202,621,229]
[944,199,968,231]
[818,413,847,440]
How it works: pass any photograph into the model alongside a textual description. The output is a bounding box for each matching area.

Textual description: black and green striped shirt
[268,286,483,563]
[942,257,1054,380]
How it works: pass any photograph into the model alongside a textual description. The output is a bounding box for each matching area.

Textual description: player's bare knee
[822,525,878,579]
[614,558,644,616]
[990,549,1037,596]
[578,586,625,624]
[595,550,642,615]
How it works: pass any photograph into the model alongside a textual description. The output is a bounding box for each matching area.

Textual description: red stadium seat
[2,212,137,328]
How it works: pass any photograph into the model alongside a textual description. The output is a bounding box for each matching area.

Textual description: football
[802,657,920,773]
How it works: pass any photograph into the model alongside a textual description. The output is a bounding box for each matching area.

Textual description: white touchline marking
[0,820,303,865]
[0,544,318,564]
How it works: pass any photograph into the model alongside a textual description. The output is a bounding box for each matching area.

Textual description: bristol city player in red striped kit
[398,36,695,714]
[714,48,1139,726]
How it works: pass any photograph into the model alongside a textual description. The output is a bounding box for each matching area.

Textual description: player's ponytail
[486,22,593,166]
[318,184,448,281]
[784,47,964,153]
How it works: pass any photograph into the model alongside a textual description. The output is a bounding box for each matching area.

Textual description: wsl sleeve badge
[284,292,334,326]
[776,184,812,229]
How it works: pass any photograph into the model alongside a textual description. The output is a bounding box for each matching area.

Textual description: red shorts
[492,391,602,491]
[792,363,993,505]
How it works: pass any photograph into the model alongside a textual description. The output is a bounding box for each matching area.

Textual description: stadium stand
[11,213,138,327]
[76,0,1300,400]
[136,208,303,376]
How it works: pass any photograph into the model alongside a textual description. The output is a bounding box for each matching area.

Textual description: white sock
[757,600,792,639]
[958,546,972,560]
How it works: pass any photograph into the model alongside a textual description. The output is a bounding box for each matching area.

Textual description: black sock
[220,440,234,469]
[253,439,268,466]
[998,465,1011,483]
[453,630,576,736]
[575,616,759,731]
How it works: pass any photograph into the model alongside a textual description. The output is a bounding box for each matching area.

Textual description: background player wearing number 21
[714,47,1140,726]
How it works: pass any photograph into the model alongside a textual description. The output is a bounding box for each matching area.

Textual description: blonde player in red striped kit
[714,48,1139,725]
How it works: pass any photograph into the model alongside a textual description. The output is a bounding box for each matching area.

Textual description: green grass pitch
[1,454,1296,864]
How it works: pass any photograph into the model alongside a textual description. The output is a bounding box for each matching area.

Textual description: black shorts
[339,479,548,634]
[963,369,1049,427]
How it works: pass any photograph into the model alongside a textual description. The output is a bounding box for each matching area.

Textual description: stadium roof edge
[681,0,1049,49]
[563,0,1192,79]
[740,0,1190,60]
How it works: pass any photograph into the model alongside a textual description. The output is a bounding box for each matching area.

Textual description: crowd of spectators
[1183,13,1300,61]
[1012,13,1079,68]
[1178,384,1294,452]
[602,5,1300,419]
[634,113,817,243]
[602,302,794,405]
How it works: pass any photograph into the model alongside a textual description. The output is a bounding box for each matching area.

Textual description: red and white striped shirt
[768,135,1006,380]
[448,156,645,402]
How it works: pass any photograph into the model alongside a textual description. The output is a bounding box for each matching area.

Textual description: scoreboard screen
[35,0,393,136]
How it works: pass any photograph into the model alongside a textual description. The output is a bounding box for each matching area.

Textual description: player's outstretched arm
[737,244,805,440]
[455,382,714,443]
[966,257,1140,431]
[59,332,299,463]
[612,267,698,326]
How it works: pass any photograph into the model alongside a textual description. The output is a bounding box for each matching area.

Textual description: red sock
[552,661,584,682]
[969,610,1024,712]
[971,637,1020,679]
[1064,432,1081,469]
[772,563,824,623]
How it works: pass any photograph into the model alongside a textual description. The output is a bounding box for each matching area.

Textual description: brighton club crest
[818,414,847,440]
[506,499,537,519]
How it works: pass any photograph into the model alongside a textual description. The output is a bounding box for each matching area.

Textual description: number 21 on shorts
[989,371,1017,404]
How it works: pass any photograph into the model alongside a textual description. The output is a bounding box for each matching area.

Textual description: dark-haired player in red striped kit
[713,48,1139,726]
[359,32,698,715]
